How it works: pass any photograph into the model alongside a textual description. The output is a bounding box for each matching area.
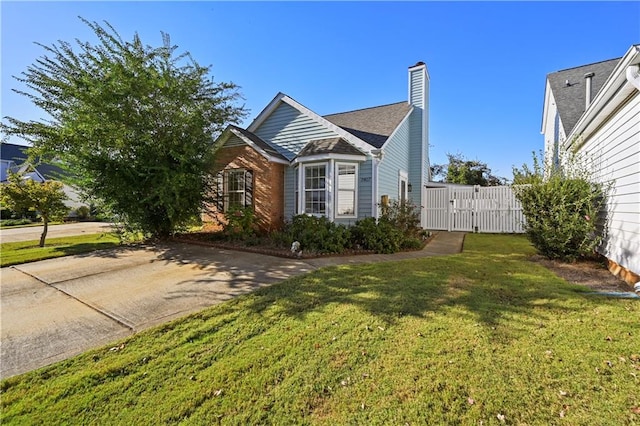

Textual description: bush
[75,206,91,220]
[222,206,257,241]
[513,151,608,262]
[351,217,403,254]
[0,218,33,227]
[380,199,422,237]
[284,215,351,254]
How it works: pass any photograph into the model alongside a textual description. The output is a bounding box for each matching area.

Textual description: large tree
[1,173,68,247]
[431,153,506,186]
[2,19,246,237]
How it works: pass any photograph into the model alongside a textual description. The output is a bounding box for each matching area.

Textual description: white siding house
[541,45,640,285]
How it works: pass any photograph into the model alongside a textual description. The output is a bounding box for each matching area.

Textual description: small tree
[1,173,68,247]
[513,151,609,262]
[431,153,506,186]
[2,18,246,238]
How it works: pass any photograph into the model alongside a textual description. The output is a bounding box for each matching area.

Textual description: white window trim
[224,168,247,212]
[334,162,358,218]
[301,162,329,217]
[399,170,408,203]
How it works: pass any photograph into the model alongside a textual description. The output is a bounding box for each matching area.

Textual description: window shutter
[244,170,254,207]
[214,171,224,212]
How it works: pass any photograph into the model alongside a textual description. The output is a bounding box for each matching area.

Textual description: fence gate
[423,185,525,233]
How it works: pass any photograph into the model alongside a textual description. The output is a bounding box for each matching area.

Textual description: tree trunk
[39,216,48,247]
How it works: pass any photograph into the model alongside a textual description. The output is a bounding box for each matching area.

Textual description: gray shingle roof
[297,137,365,158]
[228,125,288,161]
[547,58,620,135]
[323,101,412,149]
[0,142,67,180]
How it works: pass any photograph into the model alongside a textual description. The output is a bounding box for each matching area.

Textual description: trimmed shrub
[285,215,351,254]
[351,217,403,254]
[513,151,608,262]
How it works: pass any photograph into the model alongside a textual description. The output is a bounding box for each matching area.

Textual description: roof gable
[216,126,289,164]
[248,93,379,157]
[547,58,620,135]
[323,102,412,149]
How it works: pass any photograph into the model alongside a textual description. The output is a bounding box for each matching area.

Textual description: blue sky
[2,1,639,179]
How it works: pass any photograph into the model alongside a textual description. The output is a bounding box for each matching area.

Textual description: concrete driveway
[0,222,114,243]
[0,243,314,379]
[0,232,464,379]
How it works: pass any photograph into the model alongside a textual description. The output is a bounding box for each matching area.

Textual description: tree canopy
[2,18,246,237]
[431,153,507,186]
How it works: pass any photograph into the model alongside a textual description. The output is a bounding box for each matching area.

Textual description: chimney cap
[584,72,595,78]
[409,61,425,68]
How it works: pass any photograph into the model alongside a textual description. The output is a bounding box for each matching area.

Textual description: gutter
[626,63,640,90]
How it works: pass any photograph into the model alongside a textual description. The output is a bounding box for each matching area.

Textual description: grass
[0,233,121,267]
[1,234,638,424]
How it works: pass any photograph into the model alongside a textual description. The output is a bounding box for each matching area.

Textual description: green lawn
[1,234,638,424]
[0,233,121,267]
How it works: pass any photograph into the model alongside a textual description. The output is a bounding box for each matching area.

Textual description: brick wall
[208,145,285,232]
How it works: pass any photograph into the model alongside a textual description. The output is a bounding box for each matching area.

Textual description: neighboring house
[0,142,85,212]
[210,62,430,232]
[541,45,640,284]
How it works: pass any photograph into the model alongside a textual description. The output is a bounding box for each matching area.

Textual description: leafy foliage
[431,153,506,186]
[284,215,351,254]
[351,217,403,253]
[2,18,246,238]
[513,151,608,261]
[222,206,257,241]
[1,173,68,246]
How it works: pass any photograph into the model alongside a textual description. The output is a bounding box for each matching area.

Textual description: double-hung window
[214,169,253,212]
[303,164,326,215]
[336,163,356,217]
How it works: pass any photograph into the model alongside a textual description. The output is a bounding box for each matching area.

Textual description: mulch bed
[172,232,433,260]
[529,254,635,293]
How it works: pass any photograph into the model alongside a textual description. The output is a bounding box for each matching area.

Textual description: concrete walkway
[0,232,464,379]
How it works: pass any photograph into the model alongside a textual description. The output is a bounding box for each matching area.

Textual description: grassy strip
[0,233,121,267]
[1,234,638,424]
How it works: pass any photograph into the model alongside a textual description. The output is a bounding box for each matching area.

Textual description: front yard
[1,234,638,424]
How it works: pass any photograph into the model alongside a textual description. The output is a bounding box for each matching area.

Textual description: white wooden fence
[423,185,525,233]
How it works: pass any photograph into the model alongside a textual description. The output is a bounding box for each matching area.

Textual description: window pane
[336,164,356,216]
[304,164,327,215]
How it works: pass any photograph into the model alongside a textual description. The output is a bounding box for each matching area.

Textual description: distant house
[209,62,430,232]
[541,45,640,285]
[0,142,85,211]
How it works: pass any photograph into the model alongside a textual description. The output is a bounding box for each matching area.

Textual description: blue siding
[283,166,296,220]
[378,115,411,203]
[408,108,424,208]
[253,102,338,160]
[409,69,425,108]
[357,159,373,218]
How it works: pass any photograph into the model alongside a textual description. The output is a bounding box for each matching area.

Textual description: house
[541,45,640,285]
[0,142,86,212]
[210,62,430,232]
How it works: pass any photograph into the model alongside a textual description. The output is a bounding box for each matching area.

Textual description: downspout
[626,64,640,91]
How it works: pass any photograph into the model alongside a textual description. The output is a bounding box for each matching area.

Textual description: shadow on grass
[239,251,589,341]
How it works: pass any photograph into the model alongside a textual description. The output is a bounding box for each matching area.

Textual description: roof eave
[565,44,640,151]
